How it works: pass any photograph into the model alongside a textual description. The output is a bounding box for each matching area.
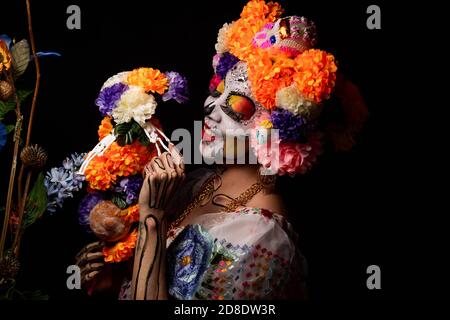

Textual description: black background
[0,0,445,300]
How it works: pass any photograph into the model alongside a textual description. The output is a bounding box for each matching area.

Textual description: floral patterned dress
[119,168,307,300]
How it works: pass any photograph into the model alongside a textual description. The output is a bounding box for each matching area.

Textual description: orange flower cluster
[226,0,283,60]
[246,47,337,110]
[120,204,140,224]
[247,49,296,110]
[98,116,113,140]
[85,141,156,191]
[293,49,338,104]
[0,40,12,73]
[103,228,138,263]
[126,67,168,94]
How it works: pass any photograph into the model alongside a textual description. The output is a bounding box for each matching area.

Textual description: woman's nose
[203,96,216,116]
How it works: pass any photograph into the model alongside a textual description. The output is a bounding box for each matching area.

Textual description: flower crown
[75,67,188,263]
[210,0,367,177]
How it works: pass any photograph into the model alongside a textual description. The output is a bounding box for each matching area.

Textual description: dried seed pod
[0,80,13,102]
[0,252,20,280]
[20,144,48,169]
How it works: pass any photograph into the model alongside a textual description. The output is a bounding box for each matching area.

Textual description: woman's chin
[199,139,224,164]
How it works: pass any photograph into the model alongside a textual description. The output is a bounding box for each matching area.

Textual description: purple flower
[215,52,239,79]
[115,175,143,205]
[78,192,104,232]
[95,83,128,116]
[270,109,311,142]
[162,71,189,104]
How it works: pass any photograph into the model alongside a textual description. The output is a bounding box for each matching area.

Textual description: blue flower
[44,152,86,213]
[167,224,213,299]
[46,167,71,188]
[0,122,7,152]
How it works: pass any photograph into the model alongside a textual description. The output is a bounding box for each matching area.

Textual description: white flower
[275,84,321,119]
[101,71,130,90]
[215,22,234,54]
[112,86,157,126]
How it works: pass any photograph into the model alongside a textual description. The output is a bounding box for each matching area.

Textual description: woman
[76,0,367,300]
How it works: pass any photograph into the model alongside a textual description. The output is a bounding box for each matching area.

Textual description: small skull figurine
[253,16,317,57]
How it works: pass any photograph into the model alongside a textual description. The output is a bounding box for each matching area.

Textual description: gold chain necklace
[167,173,264,235]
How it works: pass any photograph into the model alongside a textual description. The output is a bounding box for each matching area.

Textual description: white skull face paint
[201,61,264,163]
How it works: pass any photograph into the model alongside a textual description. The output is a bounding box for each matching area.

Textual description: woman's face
[201,62,262,163]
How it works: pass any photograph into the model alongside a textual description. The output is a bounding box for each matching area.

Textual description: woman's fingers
[143,160,154,178]
[169,143,183,166]
[141,150,184,210]
[138,174,151,209]
[156,172,168,208]
[164,152,175,170]
[161,170,178,208]
[149,172,157,208]
[152,157,166,172]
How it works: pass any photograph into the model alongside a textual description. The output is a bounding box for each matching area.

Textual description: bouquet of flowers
[46,67,188,263]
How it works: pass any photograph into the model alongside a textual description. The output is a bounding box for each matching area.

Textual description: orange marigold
[0,40,12,73]
[120,204,140,224]
[103,228,138,263]
[227,0,283,60]
[293,49,338,104]
[126,67,168,94]
[85,141,156,191]
[84,157,116,191]
[247,48,295,110]
[98,116,113,140]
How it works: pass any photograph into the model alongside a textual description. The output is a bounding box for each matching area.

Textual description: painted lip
[202,123,216,142]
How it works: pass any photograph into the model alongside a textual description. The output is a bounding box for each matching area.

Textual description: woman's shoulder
[246,190,288,217]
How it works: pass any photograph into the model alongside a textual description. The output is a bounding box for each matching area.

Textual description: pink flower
[278,133,323,176]
[277,142,309,176]
[209,74,222,93]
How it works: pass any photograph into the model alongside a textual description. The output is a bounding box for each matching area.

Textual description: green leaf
[116,135,127,147]
[138,133,150,146]
[11,39,31,80]
[17,89,33,103]
[23,173,48,229]
[114,121,143,146]
[114,122,132,136]
[5,124,14,134]
[111,194,127,209]
[0,100,15,121]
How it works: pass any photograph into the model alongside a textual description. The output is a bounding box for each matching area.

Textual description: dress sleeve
[166,208,307,300]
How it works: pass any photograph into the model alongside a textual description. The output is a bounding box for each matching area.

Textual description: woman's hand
[139,144,185,221]
[75,241,106,288]
[131,145,183,299]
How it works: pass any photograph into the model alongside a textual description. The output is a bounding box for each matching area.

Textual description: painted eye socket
[221,94,256,122]
[279,18,291,40]
[210,80,225,97]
